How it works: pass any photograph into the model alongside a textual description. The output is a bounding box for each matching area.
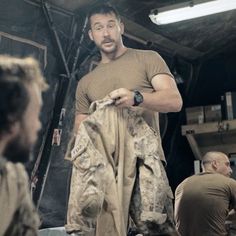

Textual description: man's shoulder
[227,176,236,186]
[5,162,28,184]
[128,48,159,56]
[78,69,97,87]
[200,172,236,186]
[126,48,163,64]
[176,174,201,188]
[175,175,193,191]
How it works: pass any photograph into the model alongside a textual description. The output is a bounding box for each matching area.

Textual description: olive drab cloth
[0,157,40,236]
[175,172,236,236]
[65,99,175,236]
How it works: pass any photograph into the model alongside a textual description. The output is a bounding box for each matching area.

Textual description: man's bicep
[151,74,178,91]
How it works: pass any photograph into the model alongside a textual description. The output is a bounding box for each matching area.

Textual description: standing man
[66,4,182,236]
[175,151,236,236]
[0,55,48,235]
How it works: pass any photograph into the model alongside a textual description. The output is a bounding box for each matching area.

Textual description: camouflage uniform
[65,99,176,236]
[0,157,40,236]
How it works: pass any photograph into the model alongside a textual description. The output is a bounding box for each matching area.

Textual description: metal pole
[41,0,70,78]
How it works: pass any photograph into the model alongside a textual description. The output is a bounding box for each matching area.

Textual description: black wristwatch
[133,90,143,106]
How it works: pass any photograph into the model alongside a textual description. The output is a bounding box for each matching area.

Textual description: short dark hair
[87,4,121,28]
[0,55,47,135]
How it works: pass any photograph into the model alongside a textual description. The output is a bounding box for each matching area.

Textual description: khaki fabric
[75,48,173,162]
[0,157,40,236]
[76,48,172,116]
[175,172,236,236]
[65,99,175,236]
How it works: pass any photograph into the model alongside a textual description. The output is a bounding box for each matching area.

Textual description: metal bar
[41,0,70,77]
[32,0,73,207]
[182,120,236,135]
[33,3,91,208]
[24,0,74,17]
[186,134,202,160]
[71,16,88,75]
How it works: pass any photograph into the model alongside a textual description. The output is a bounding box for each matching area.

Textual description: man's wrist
[133,90,143,106]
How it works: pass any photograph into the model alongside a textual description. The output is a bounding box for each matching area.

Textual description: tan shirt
[75,48,172,162]
[76,48,172,132]
[175,172,236,236]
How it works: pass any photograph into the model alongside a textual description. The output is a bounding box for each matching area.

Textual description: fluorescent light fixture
[149,0,236,25]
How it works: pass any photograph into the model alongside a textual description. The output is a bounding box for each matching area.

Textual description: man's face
[88,13,124,55]
[4,83,42,163]
[215,155,233,177]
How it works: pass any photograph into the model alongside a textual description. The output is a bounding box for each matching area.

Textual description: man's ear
[212,160,218,169]
[88,29,94,41]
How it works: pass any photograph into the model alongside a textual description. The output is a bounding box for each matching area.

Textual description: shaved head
[201,151,232,177]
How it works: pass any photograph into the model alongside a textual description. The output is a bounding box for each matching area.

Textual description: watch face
[134,90,143,106]
[136,93,143,103]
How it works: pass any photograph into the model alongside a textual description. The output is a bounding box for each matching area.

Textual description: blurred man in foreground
[0,55,48,236]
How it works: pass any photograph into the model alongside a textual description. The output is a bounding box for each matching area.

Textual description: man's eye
[94,26,103,31]
[108,24,115,28]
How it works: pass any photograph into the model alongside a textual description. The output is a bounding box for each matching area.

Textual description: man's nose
[102,27,110,36]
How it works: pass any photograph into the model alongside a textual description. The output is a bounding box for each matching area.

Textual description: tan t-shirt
[76,48,172,125]
[76,48,173,162]
[175,172,236,236]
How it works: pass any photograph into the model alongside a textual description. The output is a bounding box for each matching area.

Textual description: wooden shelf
[181,120,236,160]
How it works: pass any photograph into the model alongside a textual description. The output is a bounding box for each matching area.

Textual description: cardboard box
[204,104,222,122]
[185,106,204,124]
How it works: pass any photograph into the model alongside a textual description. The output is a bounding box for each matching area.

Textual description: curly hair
[0,55,48,135]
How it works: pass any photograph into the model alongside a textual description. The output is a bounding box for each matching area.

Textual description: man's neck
[101,46,127,63]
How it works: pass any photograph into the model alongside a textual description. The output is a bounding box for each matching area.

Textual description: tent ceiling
[47,0,236,61]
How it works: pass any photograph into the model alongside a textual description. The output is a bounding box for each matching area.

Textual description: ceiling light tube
[149,0,236,25]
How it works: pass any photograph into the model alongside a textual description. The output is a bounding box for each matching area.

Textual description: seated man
[0,55,48,236]
[175,151,236,236]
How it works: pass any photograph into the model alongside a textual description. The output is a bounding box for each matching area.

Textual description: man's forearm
[140,89,182,113]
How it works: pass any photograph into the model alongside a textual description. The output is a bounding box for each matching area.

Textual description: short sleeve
[75,78,90,115]
[144,50,173,83]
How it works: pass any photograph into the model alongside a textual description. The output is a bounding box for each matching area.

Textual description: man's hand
[109,88,134,107]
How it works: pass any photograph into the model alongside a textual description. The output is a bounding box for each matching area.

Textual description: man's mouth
[102,40,114,45]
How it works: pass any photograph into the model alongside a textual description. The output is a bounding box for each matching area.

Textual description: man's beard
[3,134,32,164]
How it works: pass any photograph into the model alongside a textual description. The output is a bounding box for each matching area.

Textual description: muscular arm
[142,74,182,112]
[109,74,182,113]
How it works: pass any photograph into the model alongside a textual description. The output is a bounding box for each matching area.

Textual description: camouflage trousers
[65,99,176,236]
